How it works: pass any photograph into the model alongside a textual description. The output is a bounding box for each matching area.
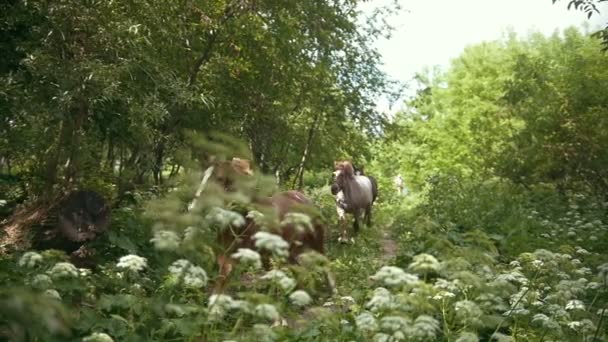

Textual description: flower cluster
[261,269,296,292]
[150,230,181,251]
[116,255,147,272]
[253,232,289,258]
[44,289,61,300]
[408,253,440,274]
[18,251,43,268]
[281,212,313,233]
[206,207,245,229]
[48,262,79,279]
[168,259,208,288]
[231,248,262,269]
[370,266,419,287]
[254,303,280,321]
[30,274,53,289]
[82,332,114,342]
[289,290,312,307]
[366,287,396,312]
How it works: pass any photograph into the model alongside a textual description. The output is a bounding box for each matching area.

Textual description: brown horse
[331,161,378,243]
[209,158,327,293]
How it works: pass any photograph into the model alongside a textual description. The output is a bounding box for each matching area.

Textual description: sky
[362,0,608,114]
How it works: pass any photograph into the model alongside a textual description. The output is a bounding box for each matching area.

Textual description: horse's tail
[368,176,378,203]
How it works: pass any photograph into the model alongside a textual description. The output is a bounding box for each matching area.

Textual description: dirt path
[380,229,398,261]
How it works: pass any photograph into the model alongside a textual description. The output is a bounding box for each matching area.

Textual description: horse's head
[213,157,254,191]
[331,160,356,193]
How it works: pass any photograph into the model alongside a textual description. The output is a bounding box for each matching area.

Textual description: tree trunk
[293,113,321,190]
[153,141,165,185]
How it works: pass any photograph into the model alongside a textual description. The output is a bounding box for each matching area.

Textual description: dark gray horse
[331,161,378,243]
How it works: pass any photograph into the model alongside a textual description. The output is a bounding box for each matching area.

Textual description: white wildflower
[231,248,262,269]
[48,262,79,279]
[434,278,460,293]
[373,333,392,342]
[455,300,483,326]
[408,253,440,274]
[31,274,53,289]
[494,270,528,284]
[208,294,234,319]
[565,299,585,311]
[341,296,355,304]
[531,313,560,330]
[253,232,289,258]
[253,324,277,342]
[567,319,595,334]
[509,260,520,268]
[150,230,180,251]
[476,293,509,312]
[379,315,410,333]
[44,289,61,300]
[82,332,114,342]
[289,290,312,307]
[575,267,592,276]
[206,207,245,228]
[231,299,253,314]
[355,312,378,332]
[590,235,598,241]
[366,287,395,312]
[254,303,280,321]
[432,291,456,300]
[116,255,147,272]
[575,247,591,255]
[261,269,296,292]
[586,282,601,290]
[247,210,265,222]
[531,259,544,269]
[456,332,479,342]
[370,266,418,287]
[168,259,208,288]
[281,212,313,233]
[18,251,43,268]
[410,315,440,340]
[506,306,530,316]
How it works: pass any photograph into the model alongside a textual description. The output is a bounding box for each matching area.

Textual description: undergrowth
[1,174,608,341]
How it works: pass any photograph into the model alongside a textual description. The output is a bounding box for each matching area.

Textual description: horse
[330,161,378,243]
[204,158,328,293]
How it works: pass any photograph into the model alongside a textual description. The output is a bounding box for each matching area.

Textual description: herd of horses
[208,158,378,293]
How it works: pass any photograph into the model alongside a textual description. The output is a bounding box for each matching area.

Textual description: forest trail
[379,230,398,262]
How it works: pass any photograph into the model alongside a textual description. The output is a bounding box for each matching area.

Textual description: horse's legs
[337,203,349,243]
[353,210,360,234]
[365,205,372,226]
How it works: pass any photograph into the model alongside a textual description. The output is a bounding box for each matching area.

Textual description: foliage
[0,0,396,205]
[374,27,608,197]
[3,6,608,342]
[552,0,608,50]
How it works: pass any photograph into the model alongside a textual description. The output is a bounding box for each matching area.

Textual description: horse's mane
[335,160,371,210]
[335,161,355,179]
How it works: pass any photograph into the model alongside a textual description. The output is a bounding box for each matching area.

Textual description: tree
[373,27,608,197]
[553,0,608,49]
[0,0,397,206]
